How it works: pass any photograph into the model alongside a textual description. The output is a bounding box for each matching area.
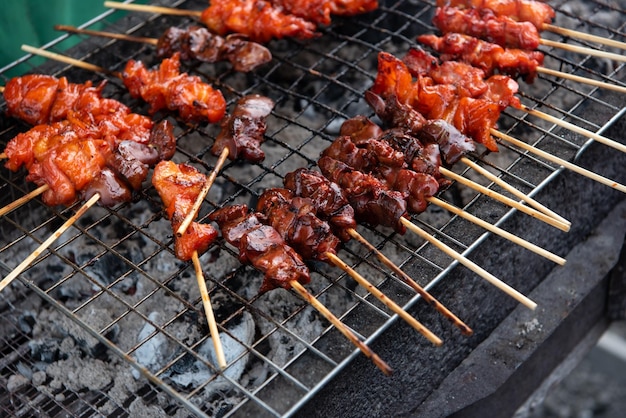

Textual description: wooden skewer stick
[21,45,120,78]
[439,167,571,232]
[399,218,537,310]
[191,251,227,370]
[0,193,100,292]
[290,280,393,375]
[0,185,49,217]
[520,105,626,154]
[104,1,202,18]
[539,38,626,64]
[543,24,626,52]
[325,252,443,346]
[427,196,566,265]
[536,67,626,95]
[347,228,473,336]
[176,148,229,236]
[0,153,7,159]
[491,129,626,194]
[55,24,159,46]
[460,156,570,226]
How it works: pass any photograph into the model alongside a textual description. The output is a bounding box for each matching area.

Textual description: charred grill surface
[0,0,625,417]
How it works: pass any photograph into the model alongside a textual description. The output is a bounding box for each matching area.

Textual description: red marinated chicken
[436,0,555,29]
[152,161,218,261]
[123,53,226,123]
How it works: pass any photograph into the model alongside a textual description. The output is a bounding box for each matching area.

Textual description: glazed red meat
[417,33,544,83]
[433,6,540,50]
[417,120,476,165]
[3,75,128,126]
[256,188,341,262]
[322,133,440,213]
[199,0,318,43]
[329,0,378,16]
[453,97,500,152]
[156,26,272,72]
[273,0,333,25]
[318,156,408,233]
[284,168,357,241]
[211,94,275,162]
[209,204,311,293]
[436,0,555,29]
[152,161,218,261]
[123,53,226,123]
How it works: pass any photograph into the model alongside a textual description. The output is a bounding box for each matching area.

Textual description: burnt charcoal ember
[29,339,62,363]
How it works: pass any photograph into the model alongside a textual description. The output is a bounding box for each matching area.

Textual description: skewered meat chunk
[433,6,540,49]
[200,0,318,43]
[156,26,272,72]
[322,134,440,213]
[417,33,544,83]
[123,53,226,123]
[211,94,275,162]
[256,188,341,262]
[4,75,128,125]
[152,161,218,261]
[209,204,311,293]
[318,156,408,233]
[417,120,475,165]
[329,0,379,16]
[283,168,357,241]
[437,0,555,30]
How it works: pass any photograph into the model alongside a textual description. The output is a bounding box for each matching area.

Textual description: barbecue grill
[1,0,625,417]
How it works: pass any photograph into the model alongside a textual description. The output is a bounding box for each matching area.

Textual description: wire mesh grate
[1,0,625,416]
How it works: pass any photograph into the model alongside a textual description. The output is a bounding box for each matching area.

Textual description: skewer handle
[399,218,537,310]
[491,129,626,194]
[21,45,119,78]
[347,228,473,336]
[461,157,570,227]
[521,106,626,154]
[536,67,626,95]
[55,24,159,46]
[439,167,570,232]
[326,252,443,346]
[0,185,49,217]
[543,24,626,51]
[290,280,393,375]
[539,39,626,64]
[192,251,227,370]
[103,1,202,18]
[0,193,100,292]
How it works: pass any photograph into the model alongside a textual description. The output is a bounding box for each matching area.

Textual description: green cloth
[0,0,107,75]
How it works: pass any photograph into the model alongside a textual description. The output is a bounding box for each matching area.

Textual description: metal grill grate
[1,0,625,416]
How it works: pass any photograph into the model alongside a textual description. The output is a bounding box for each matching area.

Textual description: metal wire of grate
[0,0,625,416]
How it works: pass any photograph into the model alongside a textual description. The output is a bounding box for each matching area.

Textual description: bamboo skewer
[0,193,100,292]
[543,24,626,52]
[439,167,571,232]
[0,185,49,217]
[347,228,473,335]
[191,251,227,370]
[536,67,626,95]
[104,1,202,18]
[491,129,626,194]
[55,24,159,46]
[21,45,119,78]
[538,38,626,64]
[176,148,229,236]
[290,280,393,375]
[520,105,626,154]
[427,196,566,265]
[460,156,570,226]
[399,218,537,310]
[326,252,443,345]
